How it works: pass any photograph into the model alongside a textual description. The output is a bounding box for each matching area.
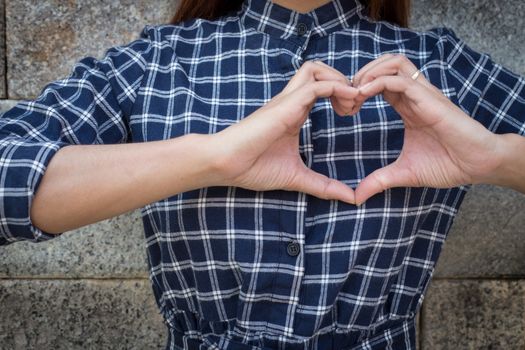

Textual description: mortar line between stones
[0,276,149,281]
[2,0,6,97]
[433,276,525,281]
[419,302,424,350]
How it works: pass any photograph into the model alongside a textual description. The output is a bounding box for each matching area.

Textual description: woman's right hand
[29,60,360,234]
[210,60,359,204]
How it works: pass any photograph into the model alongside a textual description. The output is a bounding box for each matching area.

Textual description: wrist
[168,133,228,190]
[204,129,239,187]
[188,131,234,188]
[476,133,520,188]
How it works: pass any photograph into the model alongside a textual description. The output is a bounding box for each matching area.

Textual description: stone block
[0,279,167,349]
[434,185,525,278]
[0,209,149,278]
[421,279,525,349]
[411,0,525,76]
[0,99,18,113]
[6,0,180,99]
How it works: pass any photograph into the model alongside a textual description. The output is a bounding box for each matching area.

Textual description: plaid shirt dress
[1,0,524,348]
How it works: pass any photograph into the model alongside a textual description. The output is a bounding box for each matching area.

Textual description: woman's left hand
[350,54,504,205]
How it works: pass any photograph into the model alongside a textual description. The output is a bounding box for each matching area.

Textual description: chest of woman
[126,35,463,335]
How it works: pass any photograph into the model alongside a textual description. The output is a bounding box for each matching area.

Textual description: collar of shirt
[240,0,365,46]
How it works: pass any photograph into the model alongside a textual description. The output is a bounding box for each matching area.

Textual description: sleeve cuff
[0,139,69,244]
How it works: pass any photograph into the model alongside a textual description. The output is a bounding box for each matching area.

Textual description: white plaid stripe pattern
[1,0,524,348]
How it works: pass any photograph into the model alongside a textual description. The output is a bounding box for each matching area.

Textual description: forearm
[30,134,221,234]
[485,133,525,194]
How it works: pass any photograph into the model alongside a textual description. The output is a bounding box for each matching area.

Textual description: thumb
[354,161,414,205]
[289,166,355,205]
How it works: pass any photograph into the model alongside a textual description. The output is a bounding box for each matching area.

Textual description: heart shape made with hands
[219,56,497,207]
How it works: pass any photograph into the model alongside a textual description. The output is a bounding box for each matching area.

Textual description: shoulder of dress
[349,16,459,47]
[138,14,244,48]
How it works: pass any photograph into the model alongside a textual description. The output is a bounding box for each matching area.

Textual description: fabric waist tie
[163,308,417,350]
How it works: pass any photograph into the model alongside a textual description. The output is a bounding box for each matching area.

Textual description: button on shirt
[1,0,525,349]
[296,22,309,36]
[287,241,301,257]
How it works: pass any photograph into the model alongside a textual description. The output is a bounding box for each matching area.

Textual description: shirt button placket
[293,18,313,64]
[271,191,306,337]
[267,17,311,338]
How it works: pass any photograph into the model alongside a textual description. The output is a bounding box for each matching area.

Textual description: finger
[354,161,415,205]
[352,54,396,87]
[283,61,351,94]
[232,82,357,155]
[356,54,439,93]
[259,81,358,133]
[298,80,359,104]
[312,60,352,85]
[304,62,358,115]
[347,101,363,116]
[358,65,457,115]
[290,166,356,204]
[356,54,419,87]
[311,61,362,115]
[330,96,357,117]
[358,75,412,99]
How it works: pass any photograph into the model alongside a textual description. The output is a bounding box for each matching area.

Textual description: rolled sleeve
[0,139,69,244]
[441,27,525,136]
[0,25,159,245]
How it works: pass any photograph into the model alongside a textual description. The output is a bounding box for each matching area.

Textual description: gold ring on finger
[410,69,421,81]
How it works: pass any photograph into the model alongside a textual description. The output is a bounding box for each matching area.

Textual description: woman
[1,0,523,349]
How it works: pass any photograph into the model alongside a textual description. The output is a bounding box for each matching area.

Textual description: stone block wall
[0,0,524,349]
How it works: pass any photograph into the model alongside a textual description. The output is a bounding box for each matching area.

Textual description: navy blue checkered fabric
[1,0,524,348]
